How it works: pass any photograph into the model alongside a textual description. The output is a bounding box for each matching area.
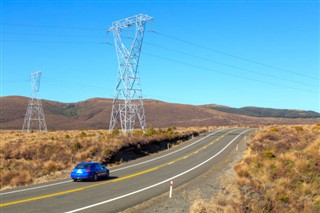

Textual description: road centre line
[0,181,73,196]
[65,128,252,213]
[0,167,160,208]
[111,128,227,172]
[0,187,86,208]
[0,129,238,208]
[0,129,226,196]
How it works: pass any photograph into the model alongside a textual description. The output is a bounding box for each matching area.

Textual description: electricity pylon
[22,71,47,132]
[108,14,153,134]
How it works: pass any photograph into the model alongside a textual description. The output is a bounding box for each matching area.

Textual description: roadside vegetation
[191,124,320,213]
[0,126,207,190]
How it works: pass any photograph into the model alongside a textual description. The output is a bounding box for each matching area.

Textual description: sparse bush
[43,160,63,173]
[229,124,320,212]
[264,150,276,159]
[10,170,33,187]
[234,163,250,178]
[293,126,304,131]
[270,127,279,133]
[157,128,164,134]
[194,124,320,212]
[279,195,289,203]
[104,148,112,157]
[0,127,207,189]
[314,200,320,212]
[79,131,87,138]
[73,141,82,150]
[190,200,207,213]
[166,127,174,134]
[133,129,143,137]
[111,128,120,137]
[144,127,155,136]
[1,170,19,186]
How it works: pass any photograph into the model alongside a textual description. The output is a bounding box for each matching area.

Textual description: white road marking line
[111,128,227,172]
[65,129,251,213]
[0,181,73,195]
[0,129,228,196]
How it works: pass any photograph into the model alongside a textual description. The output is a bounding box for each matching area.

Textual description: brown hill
[0,96,318,130]
[205,104,320,118]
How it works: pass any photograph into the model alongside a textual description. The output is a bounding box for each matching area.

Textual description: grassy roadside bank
[191,124,320,212]
[0,127,208,190]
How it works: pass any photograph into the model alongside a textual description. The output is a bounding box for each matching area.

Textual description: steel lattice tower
[22,71,47,132]
[108,14,153,134]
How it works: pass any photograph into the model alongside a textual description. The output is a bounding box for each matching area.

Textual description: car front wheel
[92,174,98,182]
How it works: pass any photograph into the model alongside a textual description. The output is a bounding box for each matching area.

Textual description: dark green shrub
[111,129,120,137]
[144,127,155,136]
[80,131,87,138]
[74,142,82,150]
[279,195,289,203]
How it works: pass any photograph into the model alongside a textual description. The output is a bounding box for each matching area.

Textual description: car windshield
[75,164,90,169]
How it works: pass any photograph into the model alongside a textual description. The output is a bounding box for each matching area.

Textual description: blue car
[71,162,109,182]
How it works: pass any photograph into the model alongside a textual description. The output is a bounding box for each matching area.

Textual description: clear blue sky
[1,0,319,112]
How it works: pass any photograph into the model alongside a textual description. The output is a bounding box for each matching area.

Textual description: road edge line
[65,128,252,213]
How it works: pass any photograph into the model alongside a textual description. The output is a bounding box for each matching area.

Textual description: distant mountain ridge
[206,105,320,119]
[0,96,319,130]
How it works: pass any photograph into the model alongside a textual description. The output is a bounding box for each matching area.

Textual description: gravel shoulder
[121,134,250,213]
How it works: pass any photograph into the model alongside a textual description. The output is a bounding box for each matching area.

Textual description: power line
[109,37,319,89]
[2,32,103,38]
[3,38,317,93]
[2,39,108,45]
[3,36,317,88]
[142,40,318,88]
[2,23,318,93]
[1,23,105,31]
[142,51,318,94]
[152,31,318,80]
[3,22,316,80]
[44,79,113,92]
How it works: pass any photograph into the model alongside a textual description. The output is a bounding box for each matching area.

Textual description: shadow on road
[73,176,119,183]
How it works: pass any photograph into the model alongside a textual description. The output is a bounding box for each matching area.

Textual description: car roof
[78,162,98,165]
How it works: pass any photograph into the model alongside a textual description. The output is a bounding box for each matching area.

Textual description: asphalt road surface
[0,128,253,213]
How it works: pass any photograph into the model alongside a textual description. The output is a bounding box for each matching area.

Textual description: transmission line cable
[2,38,317,93]
[2,32,102,38]
[141,40,317,88]
[2,39,107,44]
[152,31,317,80]
[142,51,318,94]
[3,23,318,91]
[122,36,317,88]
[3,22,316,80]
[1,23,105,31]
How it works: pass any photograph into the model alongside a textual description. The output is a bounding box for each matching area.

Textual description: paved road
[0,128,253,213]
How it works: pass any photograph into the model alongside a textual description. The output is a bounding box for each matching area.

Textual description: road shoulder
[121,133,249,213]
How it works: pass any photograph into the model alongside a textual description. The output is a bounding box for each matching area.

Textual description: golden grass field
[0,126,208,190]
[190,124,320,213]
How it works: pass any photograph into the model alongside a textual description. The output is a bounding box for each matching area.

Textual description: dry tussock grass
[190,174,241,213]
[0,127,207,190]
[191,124,320,213]
[235,124,320,212]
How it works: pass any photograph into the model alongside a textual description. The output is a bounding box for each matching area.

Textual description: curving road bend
[0,128,253,213]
